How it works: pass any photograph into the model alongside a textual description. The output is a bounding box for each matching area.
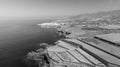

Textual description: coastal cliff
[27,10,120,67]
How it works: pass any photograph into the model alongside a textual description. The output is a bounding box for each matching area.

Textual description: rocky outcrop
[27,43,50,67]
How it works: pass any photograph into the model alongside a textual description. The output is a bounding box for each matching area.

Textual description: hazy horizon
[0,0,120,19]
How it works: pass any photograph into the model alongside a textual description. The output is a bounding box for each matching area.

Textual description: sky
[0,0,120,19]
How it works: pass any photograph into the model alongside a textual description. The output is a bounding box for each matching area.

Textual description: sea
[0,19,62,67]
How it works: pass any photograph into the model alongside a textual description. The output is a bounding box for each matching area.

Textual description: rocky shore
[26,10,120,67]
[27,43,51,67]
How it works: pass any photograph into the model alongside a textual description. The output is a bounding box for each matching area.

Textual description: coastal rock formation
[27,43,50,67]
[27,33,120,67]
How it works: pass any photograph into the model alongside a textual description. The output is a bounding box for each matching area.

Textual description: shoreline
[26,25,66,67]
[26,10,120,66]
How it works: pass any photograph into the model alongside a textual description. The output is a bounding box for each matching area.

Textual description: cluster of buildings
[37,22,60,28]
[37,20,67,28]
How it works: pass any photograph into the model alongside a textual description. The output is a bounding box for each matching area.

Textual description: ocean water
[0,20,61,67]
